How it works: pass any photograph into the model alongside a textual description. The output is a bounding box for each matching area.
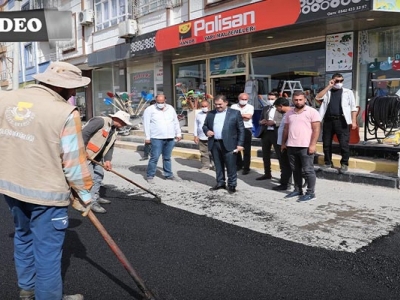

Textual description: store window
[92,68,114,117]
[359,26,400,100]
[356,26,400,128]
[174,60,207,112]
[130,70,155,113]
[95,0,131,31]
[251,44,326,107]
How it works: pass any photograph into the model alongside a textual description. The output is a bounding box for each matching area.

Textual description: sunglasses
[335,79,344,83]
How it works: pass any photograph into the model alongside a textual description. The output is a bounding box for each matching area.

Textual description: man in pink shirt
[281,91,321,202]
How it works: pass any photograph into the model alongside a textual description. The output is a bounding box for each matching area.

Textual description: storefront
[88,31,161,119]
[156,0,400,132]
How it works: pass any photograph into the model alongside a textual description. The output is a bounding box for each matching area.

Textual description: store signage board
[372,0,400,12]
[326,32,354,72]
[155,0,371,51]
[210,54,246,76]
[130,31,156,57]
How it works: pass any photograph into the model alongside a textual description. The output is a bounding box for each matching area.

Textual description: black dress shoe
[227,186,236,194]
[256,174,272,180]
[209,185,226,191]
[242,169,250,175]
[272,184,288,191]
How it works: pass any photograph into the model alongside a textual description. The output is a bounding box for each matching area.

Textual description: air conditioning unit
[118,19,138,38]
[79,9,94,26]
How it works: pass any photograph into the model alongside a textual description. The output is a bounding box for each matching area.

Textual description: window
[24,43,34,69]
[368,27,400,58]
[31,0,59,9]
[135,0,181,17]
[204,0,232,7]
[95,0,131,31]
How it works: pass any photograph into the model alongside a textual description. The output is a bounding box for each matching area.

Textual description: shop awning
[271,71,320,80]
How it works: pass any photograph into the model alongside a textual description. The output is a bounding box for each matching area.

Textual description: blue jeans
[88,161,104,203]
[147,138,175,178]
[143,143,152,158]
[4,195,68,300]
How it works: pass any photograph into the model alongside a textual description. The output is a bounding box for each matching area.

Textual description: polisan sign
[155,0,301,51]
[155,0,372,51]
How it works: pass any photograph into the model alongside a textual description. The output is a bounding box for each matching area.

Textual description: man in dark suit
[203,95,245,194]
[256,92,282,180]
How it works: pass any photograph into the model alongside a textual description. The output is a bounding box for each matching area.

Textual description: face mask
[267,99,275,105]
[334,83,343,89]
[156,103,165,109]
[201,107,208,113]
[239,100,248,106]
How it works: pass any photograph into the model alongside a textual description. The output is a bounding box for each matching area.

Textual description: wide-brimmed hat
[109,110,132,126]
[32,61,91,89]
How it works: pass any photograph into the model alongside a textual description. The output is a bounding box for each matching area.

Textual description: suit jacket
[256,105,282,138]
[202,108,245,152]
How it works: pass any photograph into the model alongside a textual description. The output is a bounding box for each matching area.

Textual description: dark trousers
[287,147,316,194]
[260,129,280,175]
[278,147,292,186]
[236,128,252,171]
[212,140,237,187]
[322,117,350,166]
[143,143,152,158]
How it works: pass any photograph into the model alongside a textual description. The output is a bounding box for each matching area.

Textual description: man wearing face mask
[143,94,182,183]
[194,100,214,171]
[231,93,254,175]
[255,91,282,180]
[316,73,357,174]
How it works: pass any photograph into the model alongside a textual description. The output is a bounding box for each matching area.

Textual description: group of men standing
[0,59,358,300]
[188,72,357,202]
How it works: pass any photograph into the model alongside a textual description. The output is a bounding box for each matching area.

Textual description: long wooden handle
[85,210,157,300]
[88,158,161,202]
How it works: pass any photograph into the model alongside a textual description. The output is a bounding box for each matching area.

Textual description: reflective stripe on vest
[0,179,70,202]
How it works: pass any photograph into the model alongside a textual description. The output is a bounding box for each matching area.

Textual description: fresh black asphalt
[1,186,400,300]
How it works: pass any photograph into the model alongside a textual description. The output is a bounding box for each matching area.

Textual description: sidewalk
[116,130,399,189]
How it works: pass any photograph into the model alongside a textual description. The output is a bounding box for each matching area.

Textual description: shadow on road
[62,219,144,299]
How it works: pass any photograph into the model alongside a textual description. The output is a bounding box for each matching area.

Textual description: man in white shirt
[231,93,254,175]
[194,100,214,171]
[143,94,182,184]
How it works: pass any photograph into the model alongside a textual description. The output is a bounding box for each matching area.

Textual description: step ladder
[280,80,303,97]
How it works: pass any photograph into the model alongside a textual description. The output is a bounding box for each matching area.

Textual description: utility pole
[12,0,22,90]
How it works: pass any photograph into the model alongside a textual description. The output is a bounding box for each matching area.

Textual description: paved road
[1,148,400,300]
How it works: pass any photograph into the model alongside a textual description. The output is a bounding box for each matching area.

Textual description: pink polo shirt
[285,106,321,147]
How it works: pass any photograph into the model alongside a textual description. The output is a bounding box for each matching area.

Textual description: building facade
[2,0,400,130]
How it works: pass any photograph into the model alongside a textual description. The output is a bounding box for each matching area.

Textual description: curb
[115,139,399,189]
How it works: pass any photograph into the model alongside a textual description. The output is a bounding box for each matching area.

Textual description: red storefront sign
[155,0,372,52]
[155,0,300,51]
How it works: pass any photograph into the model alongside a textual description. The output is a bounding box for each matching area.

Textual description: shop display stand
[364,76,400,144]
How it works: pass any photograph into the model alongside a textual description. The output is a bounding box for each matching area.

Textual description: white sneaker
[62,295,84,300]
[90,202,106,214]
